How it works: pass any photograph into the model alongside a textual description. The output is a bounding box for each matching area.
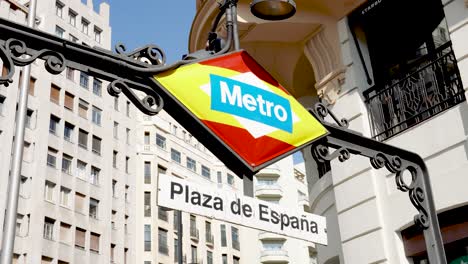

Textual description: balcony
[205,233,214,246]
[190,227,199,241]
[260,250,289,263]
[256,164,281,178]
[364,42,465,141]
[255,184,283,198]
[298,194,309,207]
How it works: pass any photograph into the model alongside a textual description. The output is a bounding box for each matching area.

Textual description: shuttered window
[90,232,100,253]
[64,92,74,110]
[78,129,88,149]
[92,136,101,155]
[75,227,86,249]
[50,84,60,104]
[78,99,88,119]
[74,192,85,213]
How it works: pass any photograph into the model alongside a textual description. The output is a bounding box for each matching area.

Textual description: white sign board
[157,174,327,245]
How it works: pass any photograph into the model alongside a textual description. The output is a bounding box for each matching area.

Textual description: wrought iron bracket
[309,104,446,263]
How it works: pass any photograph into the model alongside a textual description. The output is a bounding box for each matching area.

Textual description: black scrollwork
[0,43,15,86]
[310,102,349,128]
[5,38,66,74]
[369,152,402,173]
[312,143,350,163]
[107,79,163,116]
[115,43,166,66]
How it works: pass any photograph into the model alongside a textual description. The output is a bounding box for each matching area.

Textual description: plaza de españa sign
[153,51,327,177]
[158,174,328,245]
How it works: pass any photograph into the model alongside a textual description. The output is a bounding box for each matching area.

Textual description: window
[49,115,60,135]
[65,67,74,80]
[114,97,119,111]
[55,26,64,38]
[158,165,167,176]
[74,192,85,213]
[126,101,130,117]
[207,251,213,264]
[221,224,227,247]
[171,149,181,164]
[227,174,235,186]
[64,92,74,110]
[125,185,129,202]
[144,192,151,217]
[90,166,100,185]
[89,198,99,219]
[233,256,240,264]
[44,181,55,202]
[111,211,116,229]
[75,227,86,249]
[18,72,36,96]
[92,79,102,96]
[201,165,210,179]
[79,72,89,88]
[64,122,74,142]
[187,157,196,172]
[191,245,198,264]
[55,1,63,17]
[156,134,166,149]
[144,131,150,145]
[43,217,55,240]
[190,215,197,238]
[76,160,87,179]
[144,224,151,251]
[125,156,130,173]
[78,99,88,119]
[50,84,60,104]
[231,226,239,250]
[262,241,283,251]
[222,254,228,264]
[92,136,101,155]
[91,106,101,125]
[113,122,119,139]
[144,161,151,184]
[217,171,222,184]
[59,222,71,244]
[47,147,58,168]
[126,128,130,144]
[113,151,118,168]
[174,239,179,262]
[90,232,100,253]
[0,96,5,116]
[110,244,115,262]
[60,187,70,207]
[78,129,88,149]
[94,27,102,43]
[69,34,78,43]
[158,228,168,255]
[25,109,34,129]
[68,10,76,26]
[61,154,72,174]
[81,18,89,34]
[172,125,177,136]
[112,180,117,197]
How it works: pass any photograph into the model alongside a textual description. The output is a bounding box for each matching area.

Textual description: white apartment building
[190,0,468,263]
[135,111,244,264]
[0,0,137,263]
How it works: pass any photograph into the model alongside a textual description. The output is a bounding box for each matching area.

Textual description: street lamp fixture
[250,0,296,20]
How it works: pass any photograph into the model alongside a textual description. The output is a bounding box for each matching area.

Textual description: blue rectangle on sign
[210,74,292,133]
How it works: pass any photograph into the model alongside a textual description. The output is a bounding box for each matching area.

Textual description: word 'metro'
[210,74,293,133]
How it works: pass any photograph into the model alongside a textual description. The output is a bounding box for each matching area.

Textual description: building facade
[0,0,137,263]
[190,0,468,263]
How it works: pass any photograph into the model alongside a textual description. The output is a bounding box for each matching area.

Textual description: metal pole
[230,2,240,51]
[0,0,37,263]
[177,210,183,264]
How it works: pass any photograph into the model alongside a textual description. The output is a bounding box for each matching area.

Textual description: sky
[103,0,196,63]
[103,0,305,164]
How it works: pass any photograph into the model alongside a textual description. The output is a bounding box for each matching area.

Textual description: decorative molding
[304,27,346,105]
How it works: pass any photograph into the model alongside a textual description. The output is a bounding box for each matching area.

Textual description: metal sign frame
[0,0,447,262]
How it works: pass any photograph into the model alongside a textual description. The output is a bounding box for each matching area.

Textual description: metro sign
[153,51,327,177]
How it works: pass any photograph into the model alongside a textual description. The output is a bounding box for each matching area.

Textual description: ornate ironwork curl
[0,43,14,86]
[312,143,350,163]
[310,102,349,128]
[5,38,65,74]
[107,79,163,115]
[115,43,166,66]
[370,152,402,173]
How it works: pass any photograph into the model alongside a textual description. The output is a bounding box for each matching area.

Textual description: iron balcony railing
[364,41,465,141]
